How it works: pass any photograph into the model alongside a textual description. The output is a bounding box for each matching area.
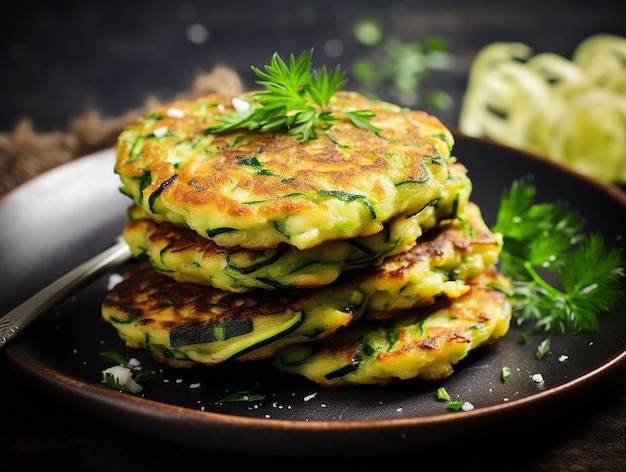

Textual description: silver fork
[0,238,132,349]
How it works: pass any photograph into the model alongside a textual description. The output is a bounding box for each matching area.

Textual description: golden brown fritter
[121,162,472,292]
[101,262,366,367]
[102,200,503,370]
[274,267,512,387]
[115,91,454,250]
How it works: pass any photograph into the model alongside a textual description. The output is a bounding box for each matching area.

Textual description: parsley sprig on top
[208,49,380,141]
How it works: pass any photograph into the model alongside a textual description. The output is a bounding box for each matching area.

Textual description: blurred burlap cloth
[0,66,243,197]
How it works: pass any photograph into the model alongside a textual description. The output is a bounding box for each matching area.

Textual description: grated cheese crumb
[102,365,143,394]
[462,402,474,411]
[532,373,545,383]
[558,355,569,362]
[232,97,250,113]
[166,107,185,118]
[107,273,124,290]
[303,392,317,401]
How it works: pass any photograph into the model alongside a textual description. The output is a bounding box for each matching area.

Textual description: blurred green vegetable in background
[459,34,626,185]
[351,18,453,112]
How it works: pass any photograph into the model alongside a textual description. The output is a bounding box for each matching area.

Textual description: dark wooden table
[1,1,625,470]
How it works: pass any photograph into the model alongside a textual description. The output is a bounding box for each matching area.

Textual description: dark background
[1,1,625,471]
[2,0,626,134]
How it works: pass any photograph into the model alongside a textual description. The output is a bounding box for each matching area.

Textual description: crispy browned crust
[373,202,498,279]
[354,201,502,316]
[103,263,315,330]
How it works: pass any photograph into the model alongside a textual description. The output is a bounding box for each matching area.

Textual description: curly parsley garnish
[208,49,380,141]
[492,179,625,334]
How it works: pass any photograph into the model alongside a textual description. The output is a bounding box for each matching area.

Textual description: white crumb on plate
[107,273,124,290]
[102,365,143,394]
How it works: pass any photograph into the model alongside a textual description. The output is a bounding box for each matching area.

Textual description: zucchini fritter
[101,263,366,367]
[122,162,472,292]
[355,201,503,317]
[274,268,512,386]
[102,201,502,369]
[115,91,454,250]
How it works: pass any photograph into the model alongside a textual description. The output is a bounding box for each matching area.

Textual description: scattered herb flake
[436,387,451,402]
[536,338,551,360]
[99,351,151,394]
[102,365,143,394]
[220,391,266,402]
[501,366,511,382]
[99,350,128,367]
[134,370,154,383]
[446,401,466,411]
[436,387,470,411]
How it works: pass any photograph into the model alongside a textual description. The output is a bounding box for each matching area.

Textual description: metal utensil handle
[0,238,132,349]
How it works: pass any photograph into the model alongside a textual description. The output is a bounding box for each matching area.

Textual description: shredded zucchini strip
[459,35,626,184]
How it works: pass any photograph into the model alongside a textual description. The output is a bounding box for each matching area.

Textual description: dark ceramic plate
[1,134,625,458]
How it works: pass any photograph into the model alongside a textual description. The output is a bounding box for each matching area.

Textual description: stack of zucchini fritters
[102,91,512,387]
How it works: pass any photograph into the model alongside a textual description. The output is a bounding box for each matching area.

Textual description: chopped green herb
[134,370,154,383]
[492,179,625,334]
[219,391,266,402]
[436,387,470,411]
[436,386,451,402]
[99,350,128,367]
[208,50,379,141]
[536,338,551,360]
[103,371,133,393]
[99,351,150,394]
[446,401,466,411]
[102,365,143,394]
[501,366,511,382]
[518,332,528,344]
